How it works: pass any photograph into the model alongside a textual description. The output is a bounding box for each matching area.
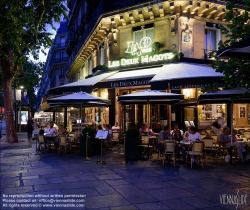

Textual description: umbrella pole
[230,101,234,164]
[147,100,150,160]
[121,105,129,164]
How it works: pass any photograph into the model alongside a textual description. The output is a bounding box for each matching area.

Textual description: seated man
[152,123,162,133]
[45,121,58,150]
[112,122,120,132]
[218,127,246,161]
[157,126,172,153]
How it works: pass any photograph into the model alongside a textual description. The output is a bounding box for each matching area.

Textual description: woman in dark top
[27,117,34,140]
[173,130,186,161]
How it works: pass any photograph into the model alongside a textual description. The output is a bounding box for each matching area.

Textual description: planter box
[80,135,101,156]
[125,137,141,160]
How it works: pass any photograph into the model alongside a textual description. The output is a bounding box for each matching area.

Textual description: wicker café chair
[162,141,176,166]
[187,141,204,168]
[58,135,68,154]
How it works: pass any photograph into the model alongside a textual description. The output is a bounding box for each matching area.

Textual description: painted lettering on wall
[111,80,150,88]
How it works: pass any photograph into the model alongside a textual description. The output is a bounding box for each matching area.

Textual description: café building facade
[46,0,249,132]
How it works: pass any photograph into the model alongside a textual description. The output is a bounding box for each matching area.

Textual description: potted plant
[125,127,141,160]
[152,42,161,52]
[80,126,100,156]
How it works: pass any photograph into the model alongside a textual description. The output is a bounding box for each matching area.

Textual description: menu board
[95,130,108,139]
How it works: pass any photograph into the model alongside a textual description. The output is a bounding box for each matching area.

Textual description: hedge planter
[125,137,141,160]
[80,134,101,156]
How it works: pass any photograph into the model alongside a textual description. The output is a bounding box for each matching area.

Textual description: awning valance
[150,63,224,90]
[47,71,117,96]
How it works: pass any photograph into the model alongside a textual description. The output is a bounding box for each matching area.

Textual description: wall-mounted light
[183,88,192,99]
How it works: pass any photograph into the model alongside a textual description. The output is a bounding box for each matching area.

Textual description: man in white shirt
[112,122,120,132]
[45,121,58,150]
[45,121,57,136]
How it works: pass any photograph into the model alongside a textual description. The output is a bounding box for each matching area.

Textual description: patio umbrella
[198,87,250,163]
[217,36,250,60]
[118,90,184,160]
[47,92,111,131]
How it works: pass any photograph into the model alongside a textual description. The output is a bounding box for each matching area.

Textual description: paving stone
[61,176,78,182]
[136,181,175,190]
[114,185,156,204]
[181,196,218,209]
[23,178,48,186]
[110,205,137,210]
[34,183,64,191]
[168,180,196,188]
[61,187,100,196]
[85,194,130,209]
[105,179,129,186]
[62,180,109,189]
[3,186,34,194]
[124,177,155,184]
[161,198,196,209]
[135,202,170,209]
[76,175,97,181]
[147,188,194,200]
[45,177,63,184]
[95,174,122,180]
[95,186,118,195]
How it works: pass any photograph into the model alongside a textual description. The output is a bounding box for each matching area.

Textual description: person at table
[157,126,172,152]
[219,127,246,161]
[58,125,68,136]
[152,123,162,133]
[26,116,34,141]
[173,129,186,161]
[170,123,184,137]
[45,121,58,150]
[112,122,120,132]
[140,124,153,135]
[184,126,202,142]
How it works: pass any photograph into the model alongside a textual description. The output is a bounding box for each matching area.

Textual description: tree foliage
[0,0,67,142]
[210,0,250,90]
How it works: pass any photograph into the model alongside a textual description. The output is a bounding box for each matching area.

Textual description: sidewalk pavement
[0,133,249,210]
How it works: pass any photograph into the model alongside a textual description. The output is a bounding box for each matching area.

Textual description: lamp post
[12,85,22,131]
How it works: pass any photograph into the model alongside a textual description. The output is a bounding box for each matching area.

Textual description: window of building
[133,28,154,43]
[204,24,221,58]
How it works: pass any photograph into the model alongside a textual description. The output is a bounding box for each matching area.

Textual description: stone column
[88,57,93,75]
[100,46,105,65]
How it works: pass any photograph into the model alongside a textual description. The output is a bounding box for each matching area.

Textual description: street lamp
[12,85,22,130]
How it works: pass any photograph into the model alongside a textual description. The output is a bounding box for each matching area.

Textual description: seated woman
[184,126,202,142]
[139,124,153,135]
[58,125,68,136]
[183,126,202,163]
[173,129,186,161]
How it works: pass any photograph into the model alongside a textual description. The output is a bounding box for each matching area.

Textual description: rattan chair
[58,135,68,154]
[162,141,176,166]
[187,141,204,168]
[37,135,46,152]
[203,137,219,162]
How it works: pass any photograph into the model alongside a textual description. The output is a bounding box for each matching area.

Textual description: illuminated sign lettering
[108,37,174,68]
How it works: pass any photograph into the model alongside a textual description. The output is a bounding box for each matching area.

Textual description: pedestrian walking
[26,116,34,140]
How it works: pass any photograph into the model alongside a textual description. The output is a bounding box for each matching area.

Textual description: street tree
[0,0,67,142]
[210,0,250,90]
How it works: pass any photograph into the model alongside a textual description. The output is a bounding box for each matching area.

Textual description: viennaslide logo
[219,190,248,209]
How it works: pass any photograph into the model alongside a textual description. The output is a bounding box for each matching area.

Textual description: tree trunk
[2,61,18,142]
